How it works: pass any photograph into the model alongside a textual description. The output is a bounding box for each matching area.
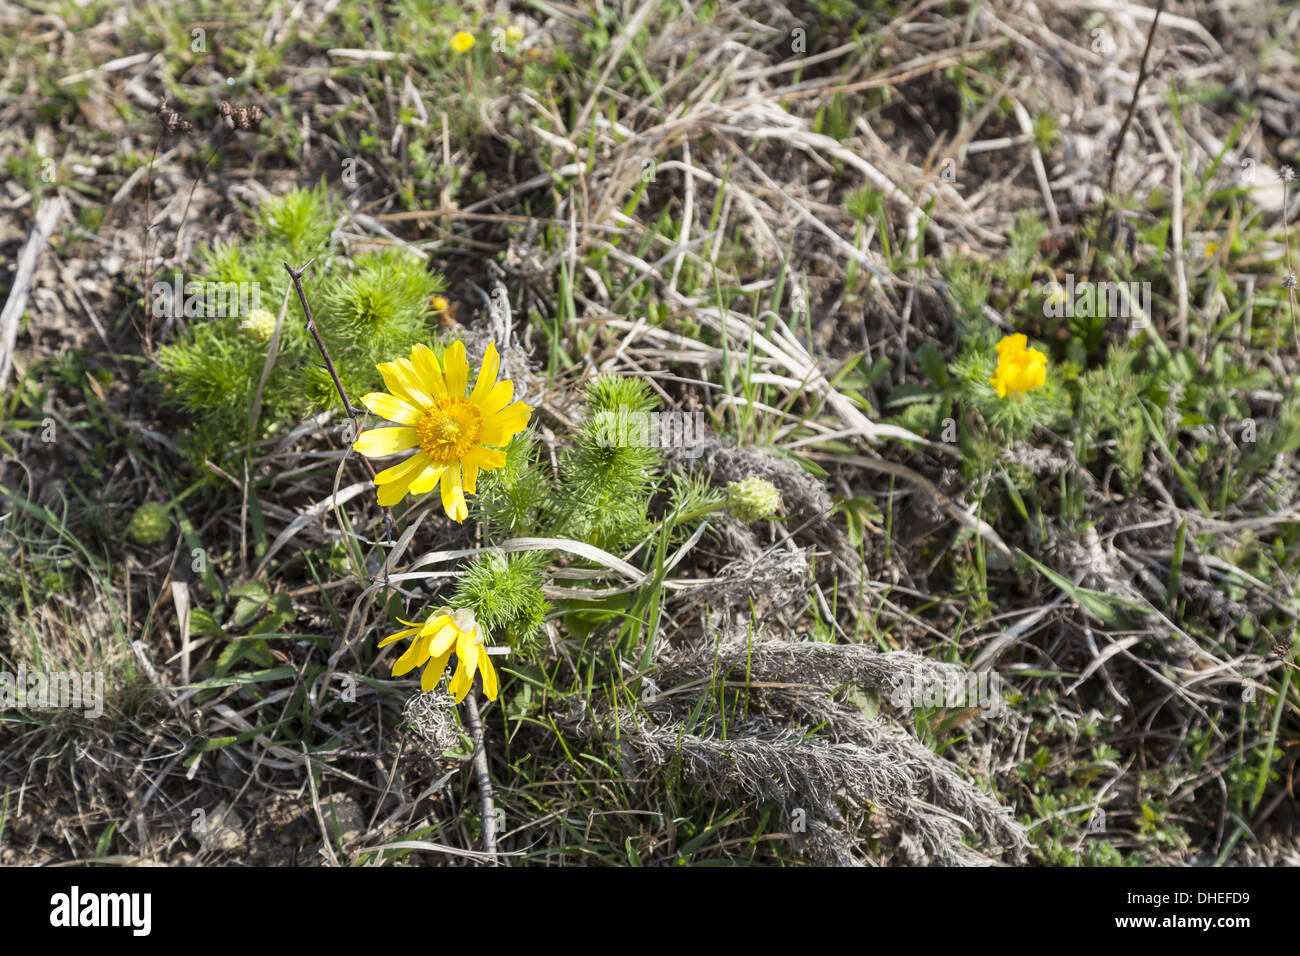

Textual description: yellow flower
[450,31,475,53]
[505,24,525,45]
[430,295,450,312]
[380,608,498,702]
[352,341,531,521]
[989,333,1047,398]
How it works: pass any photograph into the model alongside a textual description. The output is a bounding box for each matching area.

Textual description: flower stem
[284,259,395,540]
[464,693,498,862]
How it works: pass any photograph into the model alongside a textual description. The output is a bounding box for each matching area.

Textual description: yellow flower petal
[354,426,419,457]
[456,626,478,685]
[377,625,420,649]
[989,334,1047,398]
[428,622,458,658]
[407,462,448,497]
[480,401,532,447]
[361,392,422,426]
[447,660,471,701]
[409,344,449,401]
[440,463,468,522]
[443,341,469,397]
[469,342,500,405]
[391,631,433,676]
[376,453,430,506]
[377,360,433,409]
[461,445,507,496]
[995,333,1028,359]
[421,645,455,692]
[418,612,452,633]
[478,648,498,701]
[374,450,430,485]
[475,379,515,418]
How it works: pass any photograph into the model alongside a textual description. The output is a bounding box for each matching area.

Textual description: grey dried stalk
[605,712,1026,866]
[656,631,973,698]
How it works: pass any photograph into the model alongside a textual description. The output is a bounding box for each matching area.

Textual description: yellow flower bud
[990,334,1047,398]
[241,308,277,343]
[725,477,782,522]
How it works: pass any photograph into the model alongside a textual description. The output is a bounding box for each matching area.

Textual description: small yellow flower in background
[505,24,525,45]
[352,340,532,521]
[380,608,498,702]
[990,333,1047,398]
[1203,239,1219,256]
[430,295,450,312]
[450,31,475,53]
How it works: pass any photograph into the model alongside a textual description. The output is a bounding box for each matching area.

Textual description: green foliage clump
[451,551,550,653]
[993,211,1047,296]
[452,374,675,665]
[152,183,445,474]
[1076,347,1154,490]
[940,257,991,339]
[255,184,333,260]
[479,374,662,552]
[948,336,1065,441]
[477,433,551,536]
[553,375,660,551]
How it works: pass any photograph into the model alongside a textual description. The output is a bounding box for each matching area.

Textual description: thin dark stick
[165,129,237,284]
[140,116,233,354]
[464,693,498,862]
[1280,173,1299,358]
[137,140,160,357]
[1105,0,1165,198]
[1086,0,1165,288]
[284,259,395,540]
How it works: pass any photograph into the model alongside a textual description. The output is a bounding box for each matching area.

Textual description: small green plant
[478,374,661,552]
[126,502,171,545]
[152,183,446,473]
[451,551,550,655]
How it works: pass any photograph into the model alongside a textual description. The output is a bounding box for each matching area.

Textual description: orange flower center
[416,398,483,464]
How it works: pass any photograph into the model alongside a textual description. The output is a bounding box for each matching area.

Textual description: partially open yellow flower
[380,608,498,702]
[450,31,475,53]
[990,333,1047,398]
[352,341,531,521]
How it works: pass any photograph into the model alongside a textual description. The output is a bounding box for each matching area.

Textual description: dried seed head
[219,101,263,131]
[1281,165,1296,184]
[156,97,193,135]
[1282,272,1298,291]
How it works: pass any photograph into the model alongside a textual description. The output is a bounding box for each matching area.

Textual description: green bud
[127,502,171,545]
[241,308,277,342]
[724,477,782,522]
